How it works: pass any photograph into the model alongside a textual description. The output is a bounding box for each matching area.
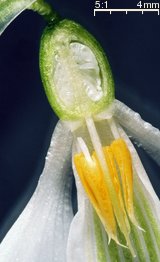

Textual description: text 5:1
[95,1,108,9]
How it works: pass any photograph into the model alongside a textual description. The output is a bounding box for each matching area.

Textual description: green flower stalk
[0,0,36,35]
[0,1,160,261]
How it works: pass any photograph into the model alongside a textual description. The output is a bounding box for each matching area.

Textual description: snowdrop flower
[0,1,160,261]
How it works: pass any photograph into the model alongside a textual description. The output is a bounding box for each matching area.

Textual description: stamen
[108,118,144,232]
[77,137,93,164]
[108,118,120,139]
[74,153,118,243]
[111,139,144,232]
[102,147,131,234]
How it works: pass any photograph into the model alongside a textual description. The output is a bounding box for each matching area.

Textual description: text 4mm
[137,1,159,8]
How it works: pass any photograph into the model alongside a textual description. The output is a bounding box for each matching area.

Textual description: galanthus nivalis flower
[67,103,160,261]
[0,1,160,261]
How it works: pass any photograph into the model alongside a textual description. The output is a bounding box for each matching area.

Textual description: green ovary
[40,20,114,120]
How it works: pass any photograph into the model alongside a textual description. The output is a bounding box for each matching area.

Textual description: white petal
[0,121,73,262]
[114,99,160,165]
[0,0,36,35]
[117,125,160,259]
[117,124,160,223]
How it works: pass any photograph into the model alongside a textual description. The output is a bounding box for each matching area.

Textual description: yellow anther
[102,147,131,234]
[74,153,118,243]
[111,139,143,231]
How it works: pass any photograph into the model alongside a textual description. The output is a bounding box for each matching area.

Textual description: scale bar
[94,9,159,16]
